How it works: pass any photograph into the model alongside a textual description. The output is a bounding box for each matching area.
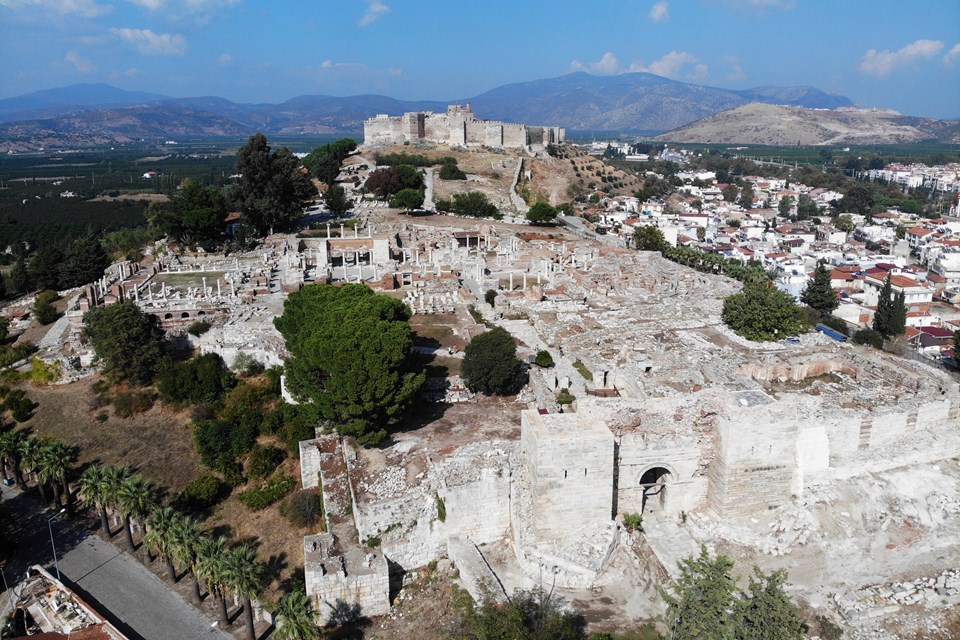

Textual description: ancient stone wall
[616,433,706,516]
[520,410,614,540]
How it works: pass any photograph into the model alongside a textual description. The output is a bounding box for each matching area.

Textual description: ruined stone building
[363,104,565,151]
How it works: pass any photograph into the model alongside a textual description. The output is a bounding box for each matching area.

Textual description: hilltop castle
[363,103,565,152]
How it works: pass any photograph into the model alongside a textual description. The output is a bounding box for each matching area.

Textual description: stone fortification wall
[303,534,390,624]
[447,537,507,604]
[353,442,514,569]
[363,105,564,151]
[520,410,614,540]
[616,433,706,516]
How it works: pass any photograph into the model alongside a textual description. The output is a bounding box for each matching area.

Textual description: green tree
[274,591,323,640]
[0,317,8,342]
[29,245,65,291]
[734,568,807,640]
[302,138,357,185]
[461,327,527,396]
[799,262,838,318]
[840,184,875,216]
[662,546,736,640]
[0,430,28,491]
[722,283,806,342]
[117,474,158,553]
[464,588,587,640]
[77,464,112,536]
[157,353,236,407]
[721,184,739,203]
[37,439,75,512]
[18,436,46,502]
[224,545,263,640]
[144,506,181,580]
[795,194,818,220]
[872,274,906,338]
[325,184,352,217]
[274,284,425,446]
[170,515,205,603]
[778,195,793,219]
[634,225,668,252]
[852,328,884,348]
[526,202,556,225]
[83,301,166,385]
[33,290,61,326]
[737,182,755,210]
[833,214,854,233]
[196,535,232,627]
[60,234,110,288]
[438,161,467,180]
[390,188,424,211]
[451,191,498,218]
[11,255,30,294]
[154,179,228,248]
[235,133,314,235]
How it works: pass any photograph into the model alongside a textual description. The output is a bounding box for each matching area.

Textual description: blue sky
[1,0,958,118]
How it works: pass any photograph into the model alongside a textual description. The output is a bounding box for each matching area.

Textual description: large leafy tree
[60,234,110,289]
[390,188,424,211]
[662,546,737,640]
[634,225,668,252]
[154,179,228,248]
[325,184,352,217]
[526,202,556,225]
[302,138,357,185]
[722,282,806,342]
[799,262,838,318]
[235,133,315,235]
[733,568,807,640]
[274,284,425,446]
[461,327,527,396]
[29,245,65,291]
[83,301,166,385]
[365,165,423,198]
[451,191,498,218]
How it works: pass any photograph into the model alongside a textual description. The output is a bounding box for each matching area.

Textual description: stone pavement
[641,516,702,581]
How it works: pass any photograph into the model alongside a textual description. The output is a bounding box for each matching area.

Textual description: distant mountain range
[657,103,960,146]
[0,73,891,151]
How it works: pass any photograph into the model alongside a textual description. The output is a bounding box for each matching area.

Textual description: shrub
[30,357,61,385]
[484,289,497,307]
[623,512,643,532]
[237,474,296,510]
[158,353,236,406]
[96,411,108,423]
[820,315,850,336]
[247,445,286,480]
[33,290,61,326]
[194,418,258,468]
[177,474,231,512]
[438,162,467,180]
[186,320,212,337]
[4,389,34,422]
[852,328,884,348]
[572,359,593,381]
[556,388,575,405]
[435,494,446,522]
[231,352,265,376]
[112,390,154,418]
[461,327,527,396]
[281,488,323,528]
[534,350,554,368]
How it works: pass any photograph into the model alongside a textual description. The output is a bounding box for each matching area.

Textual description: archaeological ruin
[363,103,565,152]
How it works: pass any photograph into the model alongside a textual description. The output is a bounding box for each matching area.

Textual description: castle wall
[521,410,614,540]
[616,433,706,516]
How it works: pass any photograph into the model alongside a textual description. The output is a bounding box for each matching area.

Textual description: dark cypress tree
[799,262,838,318]
[10,255,30,295]
[890,290,907,336]
[872,274,893,338]
[0,268,6,299]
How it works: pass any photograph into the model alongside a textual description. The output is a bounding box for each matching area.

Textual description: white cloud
[111,27,187,55]
[64,50,95,73]
[110,67,140,79]
[944,43,960,66]
[217,53,234,65]
[570,52,621,75]
[649,1,668,22]
[358,1,389,27]
[572,50,709,81]
[858,39,944,77]
[0,0,111,17]
[126,0,165,8]
[723,55,746,81]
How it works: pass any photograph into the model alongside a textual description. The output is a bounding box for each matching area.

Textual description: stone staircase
[641,516,703,581]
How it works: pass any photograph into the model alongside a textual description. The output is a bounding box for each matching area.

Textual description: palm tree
[18,436,46,502]
[100,465,131,537]
[38,440,75,512]
[144,506,180,580]
[224,545,264,640]
[170,516,204,602]
[77,465,112,535]
[274,591,323,640]
[0,430,27,490]
[195,535,232,628]
[117,474,158,553]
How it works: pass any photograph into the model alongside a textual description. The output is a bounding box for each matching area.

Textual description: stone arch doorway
[639,466,671,515]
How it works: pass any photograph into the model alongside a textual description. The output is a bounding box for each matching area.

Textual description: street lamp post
[47,508,67,581]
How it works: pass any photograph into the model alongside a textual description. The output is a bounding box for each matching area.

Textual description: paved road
[1,483,233,640]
